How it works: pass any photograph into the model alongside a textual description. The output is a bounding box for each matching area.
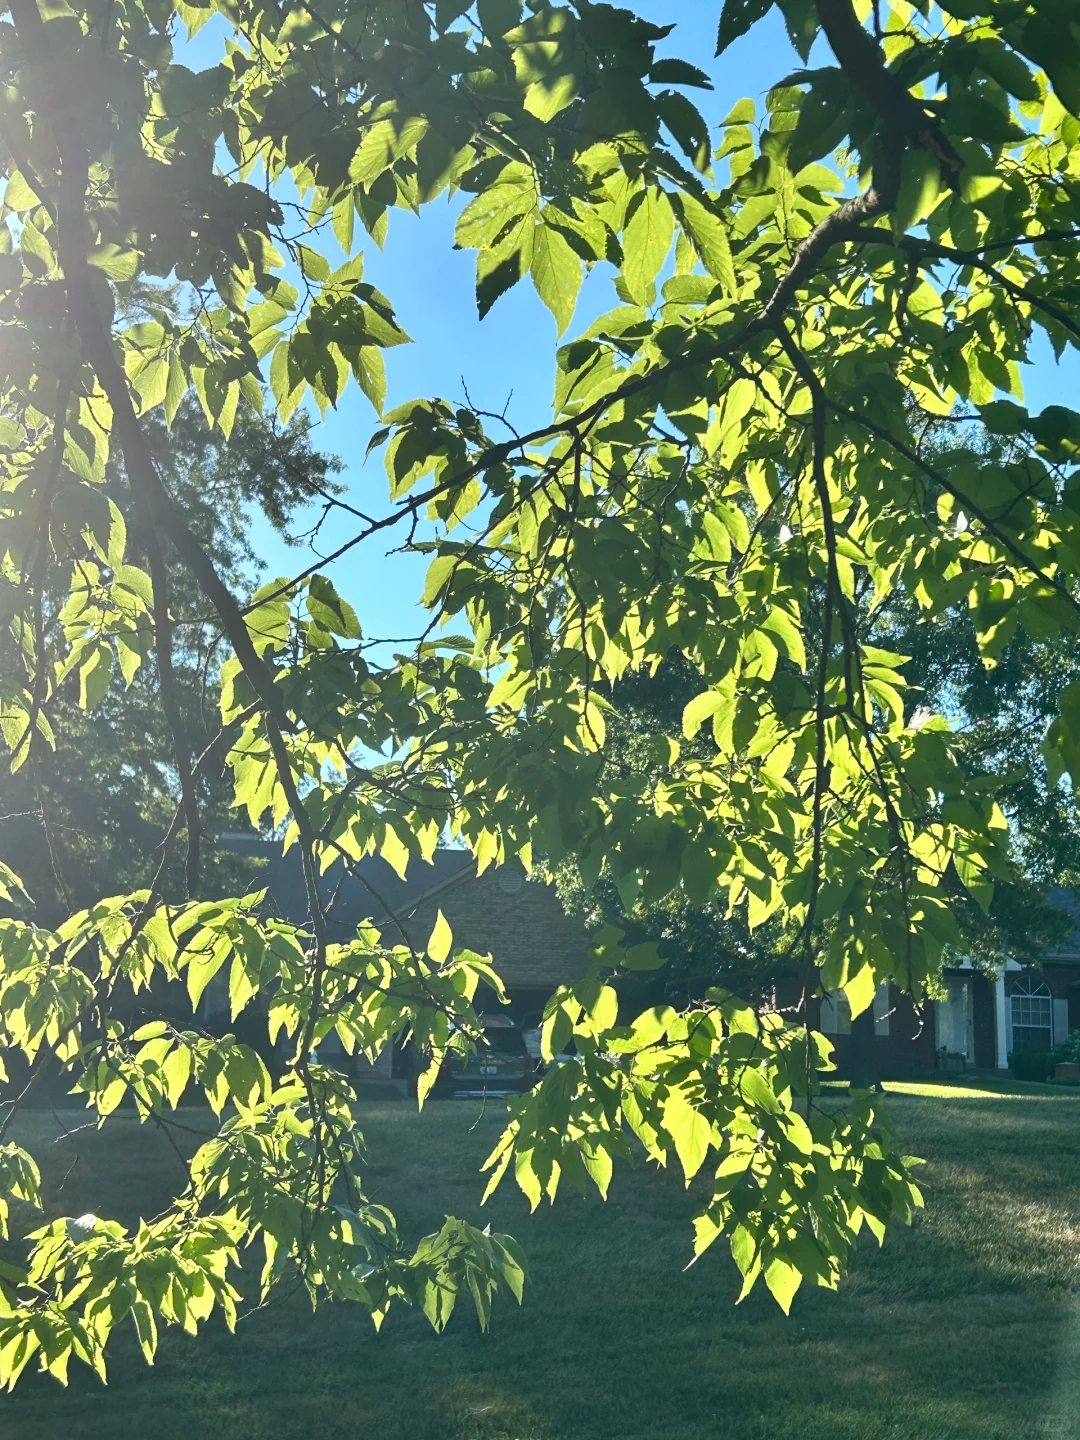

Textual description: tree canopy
[2,0,1080,1387]
[0,394,342,920]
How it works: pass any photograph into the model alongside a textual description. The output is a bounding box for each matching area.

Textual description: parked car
[431,1014,535,1098]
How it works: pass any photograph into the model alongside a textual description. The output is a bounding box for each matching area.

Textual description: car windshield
[480,1026,527,1056]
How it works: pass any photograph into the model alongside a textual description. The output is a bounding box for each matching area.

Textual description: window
[820,990,851,1035]
[1010,976,1052,1053]
[820,984,890,1036]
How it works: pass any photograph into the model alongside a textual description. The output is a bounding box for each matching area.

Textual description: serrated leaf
[79,643,113,711]
[187,942,227,1011]
[307,575,362,638]
[893,150,943,236]
[530,220,582,335]
[162,1044,192,1108]
[619,940,663,971]
[622,188,674,307]
[524,70,580,122]
[740,1065,780,1114]
[844,962,877,1020]
[716,0,775,55]
[164,353,187,426]
[455,174,536,251]
[677,194,735,292]
[89,244,139,280]
[352,346,386,414]
[0,862,30,905]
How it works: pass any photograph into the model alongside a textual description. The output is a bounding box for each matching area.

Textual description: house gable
[216,836,591,998]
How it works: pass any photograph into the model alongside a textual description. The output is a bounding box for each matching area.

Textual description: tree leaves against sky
[1,0,1079,1384]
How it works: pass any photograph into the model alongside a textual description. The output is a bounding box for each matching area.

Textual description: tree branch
[9,0,331,1075]
[898,235,1080,347]
[814,0,962,187]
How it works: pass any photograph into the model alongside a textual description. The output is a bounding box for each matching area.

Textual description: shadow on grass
[3,1088,1080,1440]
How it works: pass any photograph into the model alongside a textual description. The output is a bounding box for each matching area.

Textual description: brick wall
[1044,958,1080,1030]
[807,976,1007,1076]
[881,989,940,1073]
[972,974,997,1068]
[805,985,939,1077]
[402,865,592,995]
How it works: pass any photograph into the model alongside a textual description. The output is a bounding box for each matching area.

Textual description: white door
[935,979,975,1060]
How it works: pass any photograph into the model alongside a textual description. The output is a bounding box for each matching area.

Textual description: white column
[994,967,1009,1069]
[1053,998,1070,1049]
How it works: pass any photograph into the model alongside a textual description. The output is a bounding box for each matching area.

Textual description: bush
[1009,1051,1055,1083]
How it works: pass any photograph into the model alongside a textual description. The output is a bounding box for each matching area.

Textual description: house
[214,836,1079,1078]
[810,887,1080,1073]
[213,836,592,1083]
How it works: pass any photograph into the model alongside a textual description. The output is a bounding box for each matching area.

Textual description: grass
[3,1077,1080,1440]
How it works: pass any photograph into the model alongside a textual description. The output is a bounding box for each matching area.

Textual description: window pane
[821,991,851,1035]
[481,1027,528,1055]
[1012,995,1051,1028]
[1012,1024,1052,1053]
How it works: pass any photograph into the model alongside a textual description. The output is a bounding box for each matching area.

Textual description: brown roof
[216,837,590,992]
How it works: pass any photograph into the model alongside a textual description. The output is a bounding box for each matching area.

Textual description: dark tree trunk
[848,1005,882,1092]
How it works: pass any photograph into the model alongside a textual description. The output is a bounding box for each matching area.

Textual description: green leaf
[762,609,806,669]
[676,194,735,292]
[455,173,536,251]
[589,984,618,1033]
[683,689,725,738]
[0,862,30,905]
[716,0,775,56]
[422,553,459,607]
[650,59,712,89]
[844,963,877,1020]
[622,188,674,307]
[79,642,113,710]
[187,942,227,1011]
[530,220,582,335]
[764,1254,802,1314]
[132,1021,168,1041]
[730,1222,757,1275]
[307,575,362,639]
[164,353,187,426]
[524,71,580,122]
[663,1090,711,1181]
[427,909,453,965]
[657,91,713,173]
[618,940,663,971]
[740,1066,780,1114]
[352,346,387,415]
[162,1044,192,1108]
[893,151,943,236]
[89,244,139,280]
[246,578,292,654]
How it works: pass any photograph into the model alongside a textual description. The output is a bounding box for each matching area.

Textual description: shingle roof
[215,836,589,991]
[217,834,476,939]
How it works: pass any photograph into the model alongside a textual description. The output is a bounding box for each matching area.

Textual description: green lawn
[4,1079,1080,1440]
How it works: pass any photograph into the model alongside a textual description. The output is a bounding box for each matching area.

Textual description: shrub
[1051,1030,1080,1067]
[1009,1051,1055,1083]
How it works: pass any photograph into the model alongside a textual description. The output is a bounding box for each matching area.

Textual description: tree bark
[848,1006,882,1092]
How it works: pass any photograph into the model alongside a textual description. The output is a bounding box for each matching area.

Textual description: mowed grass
[3,1079,1080,1440]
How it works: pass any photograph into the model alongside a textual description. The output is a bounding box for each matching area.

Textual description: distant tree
[0,396,342,921]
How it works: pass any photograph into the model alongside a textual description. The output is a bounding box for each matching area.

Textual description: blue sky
[228,3,800,642]
[189,4,1078,644]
